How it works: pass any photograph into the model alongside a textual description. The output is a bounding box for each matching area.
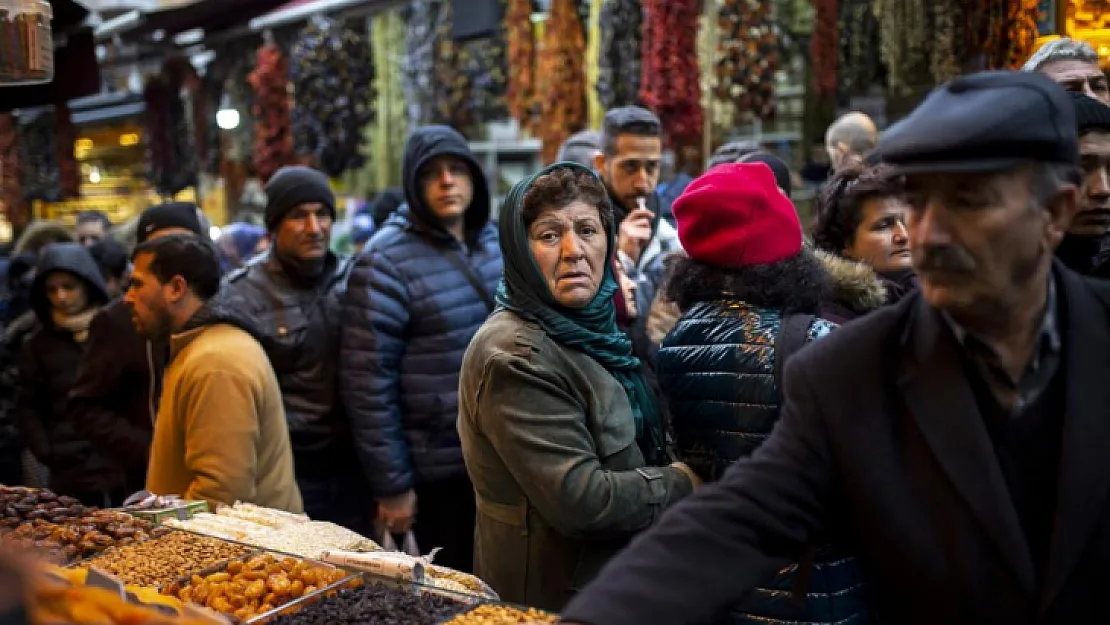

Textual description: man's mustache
[916,245,977,274]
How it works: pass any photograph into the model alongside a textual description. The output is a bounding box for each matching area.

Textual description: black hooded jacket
[340,125,503,496]
[16,244,125,495]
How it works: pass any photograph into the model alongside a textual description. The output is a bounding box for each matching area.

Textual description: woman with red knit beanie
[655,162,870,625]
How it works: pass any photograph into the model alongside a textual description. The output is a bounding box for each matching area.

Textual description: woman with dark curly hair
[657,163,869,625]
[813,164,917,322]
[457,162,697,611]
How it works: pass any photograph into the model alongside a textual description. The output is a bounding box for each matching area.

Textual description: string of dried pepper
[715,0,781,122]
[55,104,78,199]
[1004,0,1039,70]
[811,0,837,97]
[504,0,536,133]
[248,42,296,184]
[536,0,587,164]
[0,113,20,216]
[597,0,643,110]
[928,0,963,84]
[433,0,474,135]
[640,0,703,146]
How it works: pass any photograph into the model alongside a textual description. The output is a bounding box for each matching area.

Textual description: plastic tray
[65,529,256,588]
[258,575,480,624]
[159,550,361,624]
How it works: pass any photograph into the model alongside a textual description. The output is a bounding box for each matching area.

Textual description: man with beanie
[1055,92,1110,277]
[69,202,204,495]
[341,125,502,572]
[561,71,1110,624]
[218,165,361,525]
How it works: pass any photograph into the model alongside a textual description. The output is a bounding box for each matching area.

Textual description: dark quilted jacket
[658,301,869,625]
[340,125,503,497]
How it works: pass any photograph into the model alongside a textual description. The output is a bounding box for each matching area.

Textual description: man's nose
[1089,167,1110,200]
[909,200,953,248]
[892,221,909,243]
[304,213,322,233]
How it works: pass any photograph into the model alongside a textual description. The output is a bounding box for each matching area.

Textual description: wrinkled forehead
[1080,130,1110,156]
[903,169,1023,193]
[1039,58,1105,82]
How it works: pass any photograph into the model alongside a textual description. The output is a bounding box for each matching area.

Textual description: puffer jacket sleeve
[340,247,413,497]
[474,351,694,538]
[15,338,50,462]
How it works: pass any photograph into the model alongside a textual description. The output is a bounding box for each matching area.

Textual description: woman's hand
[670,461,703,488]
[377,489,417,533]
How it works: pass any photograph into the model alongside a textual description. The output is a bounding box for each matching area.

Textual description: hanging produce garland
[457,11,509,127]
[811,0,837,97]
[1004,0,1040,70]
[537,0,587,164]
[0,113,20,219]
[715,0,781,122]
[433,0,473,134]
[504,0,536,133]
[249,41,296,184]
[402,1,440,128]
[21,111,61,203]
[55,104,78,199]
[597,0,643,109]
[640,0,703,146]
[291,17,376,178]
[837,0,883,95]
[879,0,930,96]
[144,59,200,196]
[928,0,962,84]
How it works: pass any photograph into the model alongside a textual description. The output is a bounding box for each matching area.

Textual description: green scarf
[495,162,665,465]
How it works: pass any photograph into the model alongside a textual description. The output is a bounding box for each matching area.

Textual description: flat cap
[880,70,1078,174]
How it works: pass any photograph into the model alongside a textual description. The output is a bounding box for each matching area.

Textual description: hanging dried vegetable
[811,0,837,96]
[19,111,60,203]
[879,0,930,95]
[597,0,643,109]
[249,42,295,184]
[402,1,440,127]
[536,0,587,164]
[55,104,78,199]
[1004,0,1040,69]
[457,22,509,126]
[715,0,781,121]
[0,113,20,216]
[928,0,963,84]
[433,1,474,134]
[504,0,536,132]
[291,17,376,178]
[837,0,882,95]
[143,58,199,196]
[640,0,703,146]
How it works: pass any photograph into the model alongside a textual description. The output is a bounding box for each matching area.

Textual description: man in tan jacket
[124,234,302,512]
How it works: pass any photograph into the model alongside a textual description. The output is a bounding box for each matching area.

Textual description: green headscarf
[495,162,665,465]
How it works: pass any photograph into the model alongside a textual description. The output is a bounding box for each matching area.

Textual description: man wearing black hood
[68,203,204,495]
[1055,92,1110,278]
[219,166,360,525]
[341,125,502,572]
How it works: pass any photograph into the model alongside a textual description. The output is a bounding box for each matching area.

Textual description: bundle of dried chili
[433,0,473,135]
[716,0,781,121]
[248,42,296,184]
[0,113,21,213]
[640,0,703,146]
[811,0,837,96]
[55,104,79,199]
[504,0,536,132]
[597,0,643,109]
[20,110,59,202]
[536,0,587,164]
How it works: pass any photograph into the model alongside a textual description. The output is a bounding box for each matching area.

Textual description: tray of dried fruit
[159,550,362,624]
[66,529,255,588]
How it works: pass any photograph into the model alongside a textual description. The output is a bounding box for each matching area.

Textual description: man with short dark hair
[219,165,360,524]
[594,106,681,327]
[561,70,1110,625]
[75,210,111,247]
[127,235,301,511]
[68,202,204,494]
[1055,92,1110,277]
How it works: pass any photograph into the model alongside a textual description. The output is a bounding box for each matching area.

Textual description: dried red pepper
[504,0,536,133]
[811,0,838,97]
[536,0,587,164]
[248,42,296,183]
[640,0,703,146]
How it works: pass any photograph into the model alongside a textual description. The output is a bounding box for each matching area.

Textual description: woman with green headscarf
[457,163,699,610]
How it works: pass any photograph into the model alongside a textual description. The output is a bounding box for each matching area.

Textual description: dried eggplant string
[597,0,643,109]
[715,0,781,122]
[838,0,882,95]
[402,0,439,127]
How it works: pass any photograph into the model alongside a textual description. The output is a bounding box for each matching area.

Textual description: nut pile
[75,531,252,587]
[4,510,160,563]
[445,605,559,624]
[162,553,356,622]
[0,486,88,529]
[268,582,468,624]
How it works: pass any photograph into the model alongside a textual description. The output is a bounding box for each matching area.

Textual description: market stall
[0,485,558,625]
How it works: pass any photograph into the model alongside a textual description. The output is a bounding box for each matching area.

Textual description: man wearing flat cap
[556,71,1110,624]
[1055,92,1110,277]
[217,165,363,526]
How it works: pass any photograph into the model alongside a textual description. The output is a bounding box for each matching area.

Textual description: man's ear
[1045,184,1079,249]
[166,274,190,304]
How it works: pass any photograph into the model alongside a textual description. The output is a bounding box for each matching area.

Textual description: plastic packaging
[0,0,52,85]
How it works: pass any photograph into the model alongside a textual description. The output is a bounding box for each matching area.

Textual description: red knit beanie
[672,163,802,269]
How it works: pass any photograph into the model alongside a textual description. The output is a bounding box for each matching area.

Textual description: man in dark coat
[560,71,1110,625]
[218,166,361,526]
[67,203,204,495]
[340,125,502,572]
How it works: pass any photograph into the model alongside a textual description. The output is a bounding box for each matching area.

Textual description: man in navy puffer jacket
[340,126,501,573]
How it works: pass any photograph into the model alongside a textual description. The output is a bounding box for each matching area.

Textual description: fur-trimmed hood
[815,249,888,319]
[13,220,75,255]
